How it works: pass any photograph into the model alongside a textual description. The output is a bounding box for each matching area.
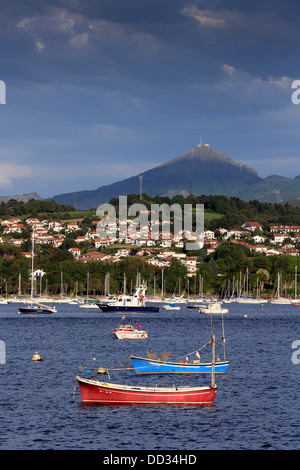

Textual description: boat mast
[295,265,297,300]
[211,334,216,388]
[30,229,35,306]
[87,272,89,300]
[18,273,21,298]
[60,271,64,299]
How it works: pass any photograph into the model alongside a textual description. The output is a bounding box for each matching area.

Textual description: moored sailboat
[270,272,291,304]
[18,229,56,314]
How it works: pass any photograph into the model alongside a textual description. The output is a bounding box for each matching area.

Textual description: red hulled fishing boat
[75,376,217,405]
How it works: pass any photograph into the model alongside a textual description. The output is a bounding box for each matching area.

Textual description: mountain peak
[158,144,259,176]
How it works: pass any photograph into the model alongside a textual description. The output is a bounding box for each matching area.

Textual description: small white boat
[199,302,228,315]
[113,324,148,340]
[163,304,181,310]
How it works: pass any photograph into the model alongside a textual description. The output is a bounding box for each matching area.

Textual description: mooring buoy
[32,351,42,361]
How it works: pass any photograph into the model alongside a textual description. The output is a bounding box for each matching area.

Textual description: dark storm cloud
[0,0,300,196]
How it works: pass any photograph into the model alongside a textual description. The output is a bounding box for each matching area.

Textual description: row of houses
[0,217,81,248]
[1,216,299,277]
[68,247,199,276]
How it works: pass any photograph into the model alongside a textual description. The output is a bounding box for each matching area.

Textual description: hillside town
[1,213,299,280]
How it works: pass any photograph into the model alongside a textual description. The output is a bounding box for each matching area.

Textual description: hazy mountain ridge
[0,192,44,204]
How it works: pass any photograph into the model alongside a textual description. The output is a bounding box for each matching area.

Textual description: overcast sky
[1,0,300,198]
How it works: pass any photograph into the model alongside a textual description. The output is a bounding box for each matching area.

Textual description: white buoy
[32,351,42,361]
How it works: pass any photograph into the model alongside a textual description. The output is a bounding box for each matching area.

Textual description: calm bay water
[0,300,300,450]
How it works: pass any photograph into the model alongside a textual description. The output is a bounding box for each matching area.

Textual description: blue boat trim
[97,304,159,313]
[131,355,230,375]
[18,307,55,314]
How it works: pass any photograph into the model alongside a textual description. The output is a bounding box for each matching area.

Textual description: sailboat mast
[211,334,216,388]
[61,271,63,299]
[18,273,21,298]
[87,272,89,300]
[31,229,34,304]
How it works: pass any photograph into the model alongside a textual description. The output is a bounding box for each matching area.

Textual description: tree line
[109,193,300,230]
[0,198,75,217]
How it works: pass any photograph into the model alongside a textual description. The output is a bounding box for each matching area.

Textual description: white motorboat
[97,281,159,313]
[113,324,148,340]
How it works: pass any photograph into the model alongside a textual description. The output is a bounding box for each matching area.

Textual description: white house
[241,221,262,232]
[273,233,290,244]
[224,229,243,240]
[115,249,130,257]
[251,235,266,244]
[68,247,81,258]
[203,230,215,239]
[1,218,21,226]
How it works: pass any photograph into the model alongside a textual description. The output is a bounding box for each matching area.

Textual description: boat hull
[79,303,99,309]
[114,330,148,339]
[97,304,159,313]
[131,356,229,375]
[76,376,217,405]
[18,307,56,314]
[199,308,228,314]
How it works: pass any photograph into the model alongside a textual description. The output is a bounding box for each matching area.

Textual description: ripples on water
[0,301,299,450]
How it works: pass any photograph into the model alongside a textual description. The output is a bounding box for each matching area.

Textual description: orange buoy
[243,314,248,318]
[32,351,42,361]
